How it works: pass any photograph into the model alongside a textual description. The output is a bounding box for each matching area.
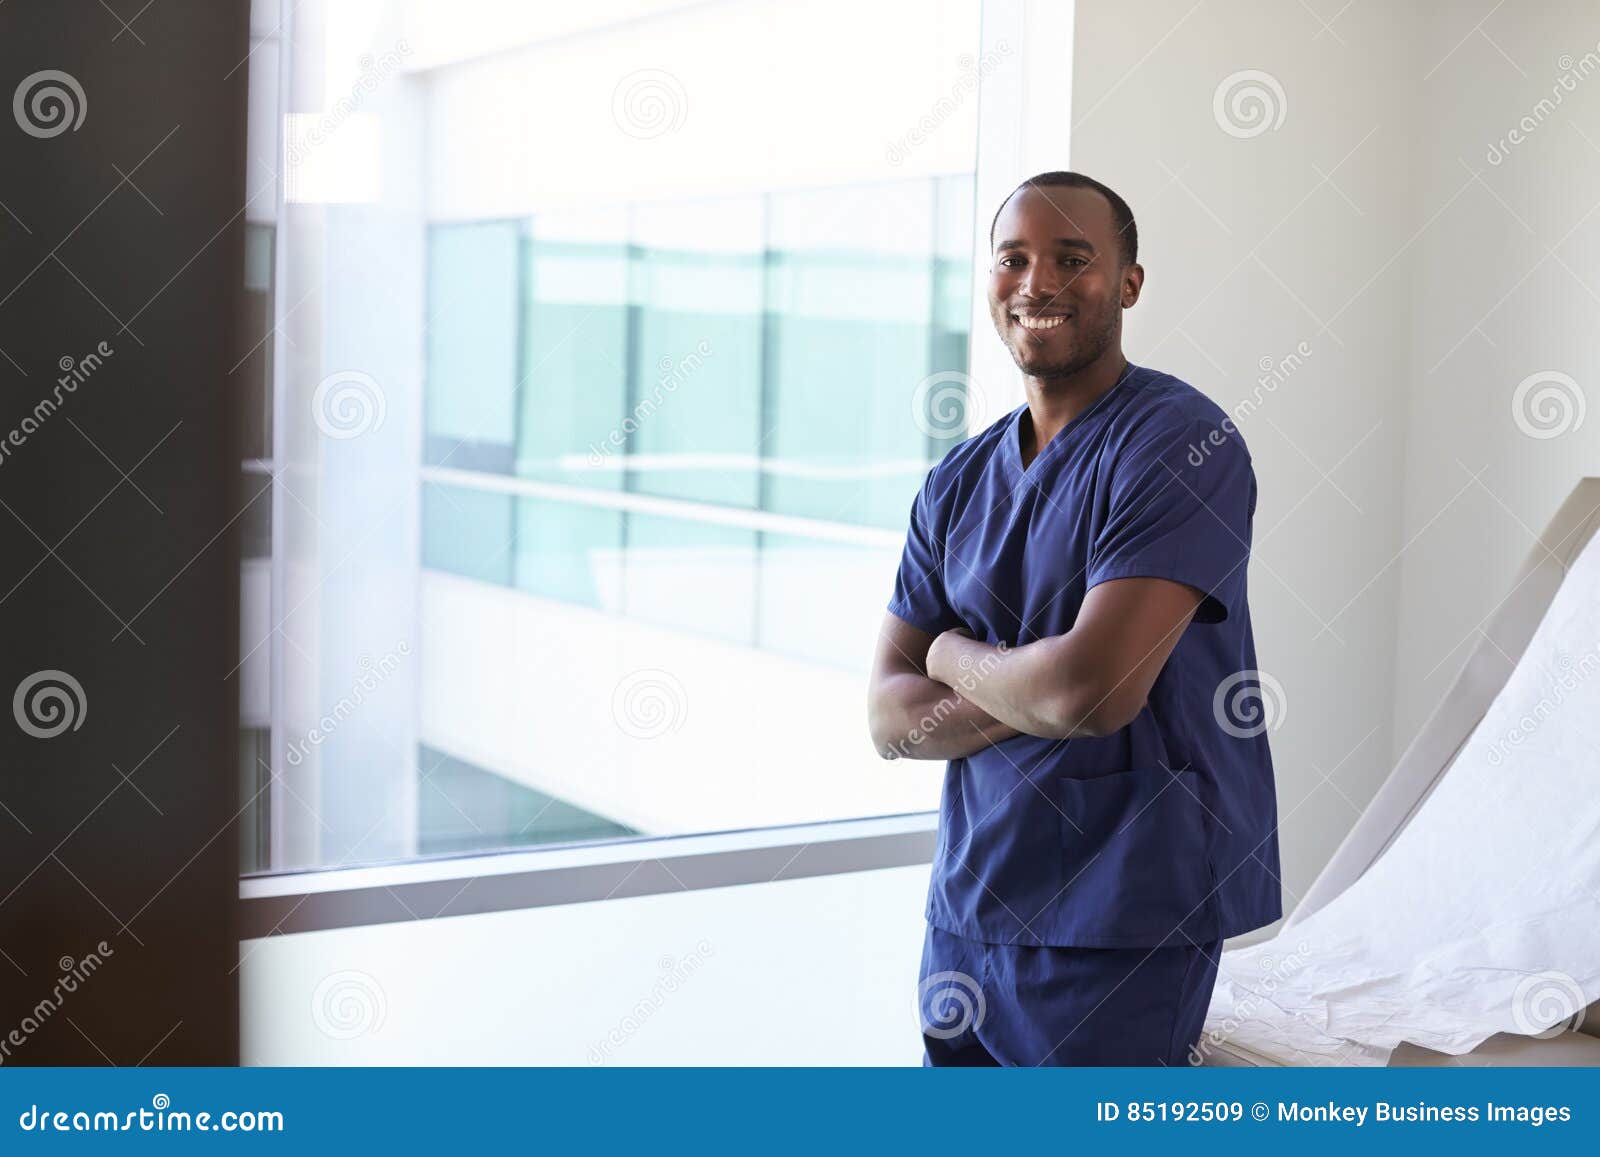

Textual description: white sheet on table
[1201,528,1600,1066]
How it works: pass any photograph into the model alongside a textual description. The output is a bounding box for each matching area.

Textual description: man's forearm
[927,631,1110,739]
[870,671,1021,760]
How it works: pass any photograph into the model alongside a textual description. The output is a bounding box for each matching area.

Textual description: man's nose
[1018,261,1063,301]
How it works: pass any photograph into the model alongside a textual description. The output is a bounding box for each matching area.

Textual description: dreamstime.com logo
[1187,940,1313,1064]
[611,669,688,739]
[1483,642,1600,766]
[12,669,87,739]
[1511,370,1586,440]
[587,341,713,467]
[311,970,387,1040]
[313,370,387,439]
[883,641,1009,759]
[1212,669,1287,739]
[1486,43,1600,165]
[1187,342,1313,467]
[0,943,114,1065]
[284,642,410,767]
[612,69,687,139]
[1510,970,1588,1039]
[912,370,985,440]
[17,1095,284,1134]
[13,69,86,138]
[588,941,715,1064]
[0,341,114,468]
[885,42,1012,166]
[284,40,411,170]
[1212,70,1287,139]
[918,970,986,1040]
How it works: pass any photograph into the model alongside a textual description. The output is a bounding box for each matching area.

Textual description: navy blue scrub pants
[917,923,1222,1066]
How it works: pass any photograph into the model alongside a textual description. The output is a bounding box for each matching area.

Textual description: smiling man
[867,171,1282,1066]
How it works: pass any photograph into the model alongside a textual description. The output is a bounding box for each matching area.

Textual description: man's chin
[1007,330,1118,379]
[1010,349,1084,378]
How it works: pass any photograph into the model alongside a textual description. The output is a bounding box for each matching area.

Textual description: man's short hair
[989,171,1138,267]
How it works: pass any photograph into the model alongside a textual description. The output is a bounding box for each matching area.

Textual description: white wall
[1392,0,1600,747]
[1068,0,1600,915]
[241,864,931,1065]
[1068,0,1421,909]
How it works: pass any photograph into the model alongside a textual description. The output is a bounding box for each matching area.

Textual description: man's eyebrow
[994,236,1097,253]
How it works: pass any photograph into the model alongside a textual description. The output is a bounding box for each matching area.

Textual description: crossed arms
[865,576,1205,760]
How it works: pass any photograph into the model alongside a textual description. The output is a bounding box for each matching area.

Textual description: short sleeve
[886,470,965,637]
[1086,415,1256,624]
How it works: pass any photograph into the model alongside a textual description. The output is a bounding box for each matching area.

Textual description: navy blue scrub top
[887,363,1282,948]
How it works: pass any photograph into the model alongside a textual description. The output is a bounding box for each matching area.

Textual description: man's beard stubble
[998,305,1119,383]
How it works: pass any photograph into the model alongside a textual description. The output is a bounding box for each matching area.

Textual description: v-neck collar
[1003,362,1141,481]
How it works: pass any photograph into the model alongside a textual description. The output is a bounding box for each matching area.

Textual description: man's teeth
[1014,314,1069,330]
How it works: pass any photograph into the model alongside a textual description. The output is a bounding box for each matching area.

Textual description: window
[241,0,986,873]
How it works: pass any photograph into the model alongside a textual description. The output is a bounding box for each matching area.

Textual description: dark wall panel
[0,0,248,1064]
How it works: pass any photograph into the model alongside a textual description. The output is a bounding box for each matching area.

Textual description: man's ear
[1121,262,1145,309]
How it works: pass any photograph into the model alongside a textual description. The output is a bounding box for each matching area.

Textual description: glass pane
[930,172,977,458]
[256,0,982,871]
[764,182,939,529]
[626,199,765,508]
[417,744,636,855]
[516,212,629,489]
[757,534,898,670]
[512,496,624,609]
[422,482,514,586]
[425,221,520,470]
[624,513,758,646]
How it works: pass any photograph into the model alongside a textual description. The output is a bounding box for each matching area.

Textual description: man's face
[987,185,1140,379]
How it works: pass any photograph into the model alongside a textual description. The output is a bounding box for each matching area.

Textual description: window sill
[239,812,937,937]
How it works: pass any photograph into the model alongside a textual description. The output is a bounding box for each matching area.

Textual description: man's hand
[925,626,976,685]
[866,616,1021,760]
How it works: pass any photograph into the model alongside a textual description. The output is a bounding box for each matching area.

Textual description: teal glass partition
[517,223,630,489]
[421,173,977,670]
[424,221,521,471]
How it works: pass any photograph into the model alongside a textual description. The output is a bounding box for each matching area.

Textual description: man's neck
[1019,351,1130,464]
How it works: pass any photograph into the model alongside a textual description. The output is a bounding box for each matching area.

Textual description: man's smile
[1009,310,1074,333]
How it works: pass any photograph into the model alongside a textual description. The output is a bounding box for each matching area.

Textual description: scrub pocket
[1057,766,1215,943]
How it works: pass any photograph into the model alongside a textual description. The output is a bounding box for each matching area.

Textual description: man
[867,171,1282,1066]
